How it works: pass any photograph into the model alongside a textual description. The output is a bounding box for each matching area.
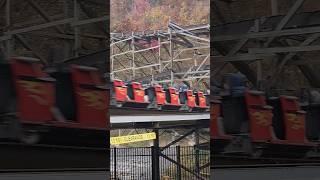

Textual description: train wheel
[20,130,40,144]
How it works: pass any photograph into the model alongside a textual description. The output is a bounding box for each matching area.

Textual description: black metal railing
[111,146,210,180]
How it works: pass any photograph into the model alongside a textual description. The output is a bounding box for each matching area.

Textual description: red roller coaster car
[0,57,109,145]
[210,89,319,158]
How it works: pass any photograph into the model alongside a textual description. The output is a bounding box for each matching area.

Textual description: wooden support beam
[25,0,64,33]
[249,45,320,54]
[298,65,320,87]
[77,0,107,35]
[265,0,305,46]
[213,26,320,42]
[271,0,279,15]
[15,34,46,64]
[268,33,320,88]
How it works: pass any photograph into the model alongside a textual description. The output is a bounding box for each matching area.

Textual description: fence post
[113,148,117,180]
[152,127,160,180]
[176,146,182,180]
[152,146,160,180]
[195,129,200,175]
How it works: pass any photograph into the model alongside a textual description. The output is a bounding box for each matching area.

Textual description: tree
[132,0,151,15]
[111,0,210,32]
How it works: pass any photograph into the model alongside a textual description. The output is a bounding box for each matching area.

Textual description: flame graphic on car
[78,91,106,110]
[252,111,271,126]
[287,113,303,130]
[19,80,48,105]
[135,90,144,97]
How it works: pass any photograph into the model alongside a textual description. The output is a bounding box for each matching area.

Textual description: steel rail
[212,154,320,167]
[213,163,320,169]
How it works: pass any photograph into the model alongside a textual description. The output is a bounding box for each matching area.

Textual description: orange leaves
[111,0,209,32]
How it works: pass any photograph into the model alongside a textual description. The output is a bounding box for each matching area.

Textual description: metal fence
[110,146,210,180]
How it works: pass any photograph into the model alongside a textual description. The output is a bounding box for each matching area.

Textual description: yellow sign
[111,132,156,145]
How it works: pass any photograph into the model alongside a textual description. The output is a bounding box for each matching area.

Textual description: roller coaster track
[214,163,320,169]
[110,106,208,115]
[213,154,320,167]
[110,106,210,130]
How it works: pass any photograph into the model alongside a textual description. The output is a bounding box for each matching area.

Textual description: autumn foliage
[111,0,209,32]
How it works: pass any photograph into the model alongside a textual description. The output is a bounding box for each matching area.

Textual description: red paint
[196,91,207,108]
[154,85,166,105]
[114,80,127,102]
[186,90,196,108]
[10,58,55,124]
[168,87,180,105]
[131,82,146,103]
[210,100,232,139]
[280,96,307,144]
[245,91,273,142]
[70,65,108,128]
